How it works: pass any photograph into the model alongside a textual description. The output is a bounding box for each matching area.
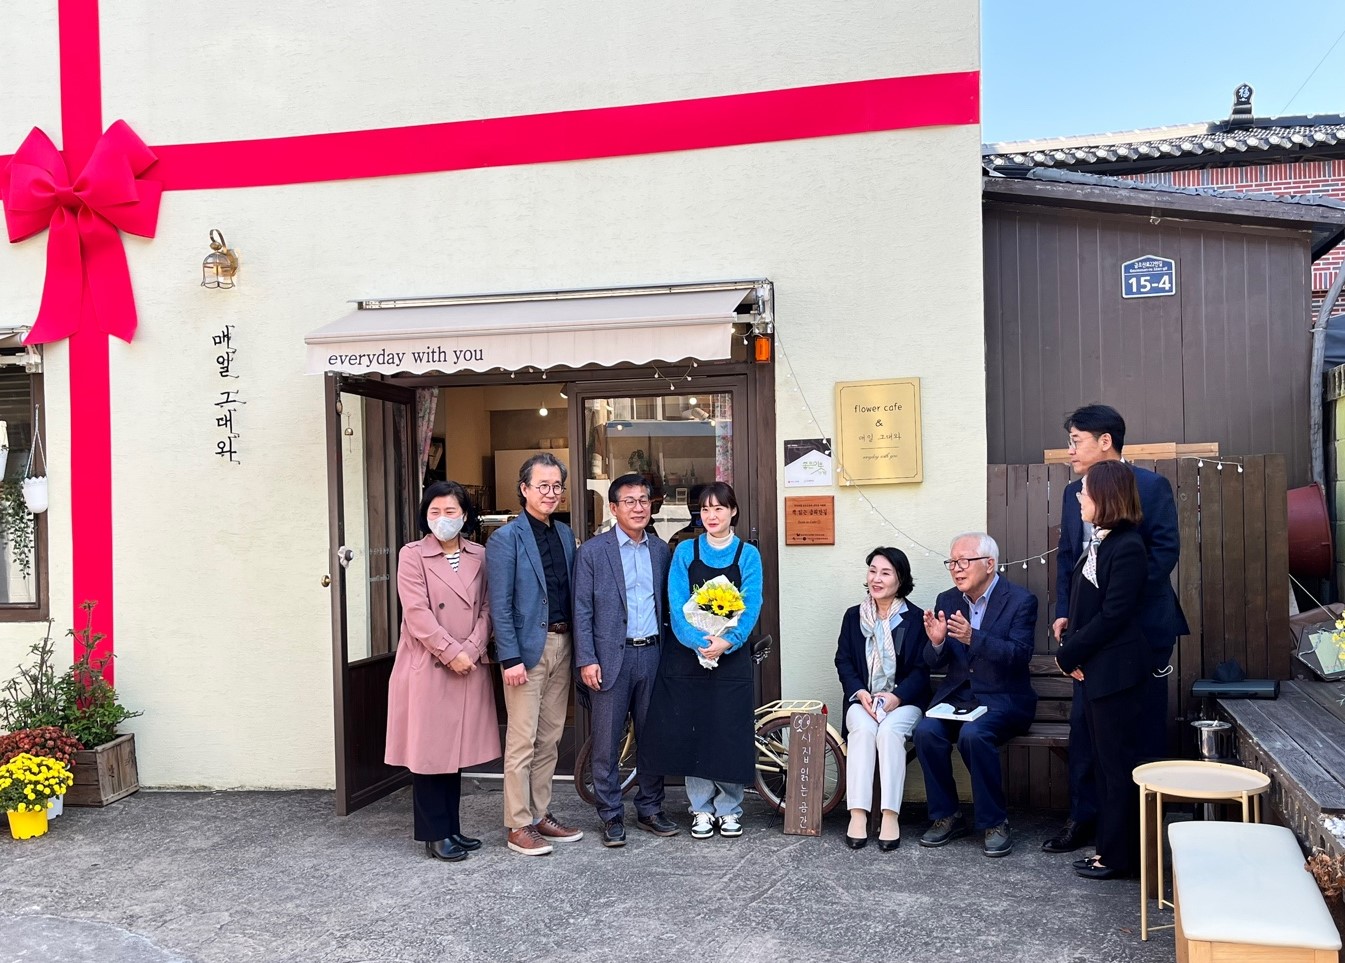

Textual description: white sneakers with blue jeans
[685,777,745,817]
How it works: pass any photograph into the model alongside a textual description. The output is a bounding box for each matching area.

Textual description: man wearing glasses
[573,473,680,846]
[486,452,584,855]
[914,533,1037,857]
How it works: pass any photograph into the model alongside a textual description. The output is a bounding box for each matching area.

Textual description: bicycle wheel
[574,719,638,804]
[753,717,846,816]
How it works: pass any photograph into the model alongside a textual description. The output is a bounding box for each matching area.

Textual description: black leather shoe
[1072,855,1097,870]
[602,818,627,847]
[845,834,868,850]
[919,813,969,847]
[636,811,680,837]
[1042,819,1094,853]
[448,833,482,851]
[877,836,901,852]
[1075,858,1135,880]
[425,839,469,862]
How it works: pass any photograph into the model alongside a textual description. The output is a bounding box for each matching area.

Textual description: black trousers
[412,772,462,842]
[1084,682,1144,873]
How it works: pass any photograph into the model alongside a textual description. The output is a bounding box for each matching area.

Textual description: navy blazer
[484,512,576,670]
[572,527,672,691]
[1056,465,1189,655]
[1056,525,1149,701]
[925,578,1038,719]
[834,601,933,712]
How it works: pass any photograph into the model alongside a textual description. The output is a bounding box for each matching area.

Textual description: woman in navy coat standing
[834,547,931,850]
[1055,461,1149,880]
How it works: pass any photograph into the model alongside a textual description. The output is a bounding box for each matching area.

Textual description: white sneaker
[690,812,715,839]
[718,814,742,838]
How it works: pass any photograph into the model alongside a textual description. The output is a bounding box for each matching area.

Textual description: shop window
[0,358,46,617]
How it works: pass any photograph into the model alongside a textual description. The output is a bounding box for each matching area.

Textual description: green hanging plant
[0,479,33,580]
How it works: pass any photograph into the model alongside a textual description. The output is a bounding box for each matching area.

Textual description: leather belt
[625,635,659,647]
[547,621,570,633]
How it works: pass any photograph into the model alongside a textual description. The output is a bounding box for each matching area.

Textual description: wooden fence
[987,456,1290,808]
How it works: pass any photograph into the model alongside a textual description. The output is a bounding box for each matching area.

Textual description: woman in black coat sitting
[834,547,931,851]
[1055,460,1149,880]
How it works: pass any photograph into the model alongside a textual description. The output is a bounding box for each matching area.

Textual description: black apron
[641,536,756,785]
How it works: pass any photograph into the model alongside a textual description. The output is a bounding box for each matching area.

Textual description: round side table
[1132,760,1271,941]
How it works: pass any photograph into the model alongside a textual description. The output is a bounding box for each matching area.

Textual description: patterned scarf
[860,594,902,693]
[1083,528,1110,588]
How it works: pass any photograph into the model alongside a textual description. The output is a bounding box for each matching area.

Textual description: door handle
[337,546,355,568]
[320,574,331,588]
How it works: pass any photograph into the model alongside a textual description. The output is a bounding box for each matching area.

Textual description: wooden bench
[1217,681,1345,859]
[1169,821,1341,962]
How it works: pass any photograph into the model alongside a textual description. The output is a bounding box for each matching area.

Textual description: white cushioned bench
[1169,821,1341,962]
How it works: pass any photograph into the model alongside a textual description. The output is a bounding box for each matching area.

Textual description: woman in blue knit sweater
[642,481,763,839]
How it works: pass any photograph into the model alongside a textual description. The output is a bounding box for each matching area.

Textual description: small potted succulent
[0,753,73,839]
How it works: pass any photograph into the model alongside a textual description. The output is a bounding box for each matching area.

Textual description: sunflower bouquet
[684,575,747,669]
[0,753,73,813]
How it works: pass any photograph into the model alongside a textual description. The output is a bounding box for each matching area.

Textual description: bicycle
[574,636,849,815]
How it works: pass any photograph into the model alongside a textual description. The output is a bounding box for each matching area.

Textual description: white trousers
[844,701,923,813]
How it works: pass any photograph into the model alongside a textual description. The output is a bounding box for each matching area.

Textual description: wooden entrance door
[325,373,417,814]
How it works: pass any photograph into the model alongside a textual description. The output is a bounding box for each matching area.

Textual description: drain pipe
[1311,267,1345,487]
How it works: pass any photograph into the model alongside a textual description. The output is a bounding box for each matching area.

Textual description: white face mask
[431,515,464,542]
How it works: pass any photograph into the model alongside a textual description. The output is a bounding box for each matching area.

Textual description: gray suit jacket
[484,511,576,670]
[572,527,671,691]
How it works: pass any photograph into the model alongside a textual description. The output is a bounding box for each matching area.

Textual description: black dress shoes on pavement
[919,813,970,847]
[1074,855,1135,880]
[448,833,482,851]
[877,836,901,852]
[636,811,680,836]
[1042,819,1095,853]
[844,834,868,850]
[425,839,469,862]
[602,818,627,847]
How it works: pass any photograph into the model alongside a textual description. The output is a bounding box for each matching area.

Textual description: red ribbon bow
[1,120,161,345]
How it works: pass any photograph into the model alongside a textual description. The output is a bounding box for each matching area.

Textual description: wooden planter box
[67,733,139,807]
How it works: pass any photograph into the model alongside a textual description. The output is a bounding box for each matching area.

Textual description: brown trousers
[502,630,571,829]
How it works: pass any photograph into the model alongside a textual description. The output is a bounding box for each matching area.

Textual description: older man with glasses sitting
[913,532,1038,858]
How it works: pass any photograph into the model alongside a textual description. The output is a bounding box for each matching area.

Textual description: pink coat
[385,535,501,773]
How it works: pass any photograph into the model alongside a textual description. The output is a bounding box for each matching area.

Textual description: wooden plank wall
[988,456,1291,808]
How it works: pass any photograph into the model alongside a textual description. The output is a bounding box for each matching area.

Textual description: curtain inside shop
[713,393,733,483]
[415,388,437,487]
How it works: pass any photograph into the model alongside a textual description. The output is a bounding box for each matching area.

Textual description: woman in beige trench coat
[386,480,500,861]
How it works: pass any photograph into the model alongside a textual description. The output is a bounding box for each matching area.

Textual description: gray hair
[950,531,999,564]
[517,452,569,506]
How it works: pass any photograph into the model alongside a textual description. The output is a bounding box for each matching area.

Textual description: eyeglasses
[527,483,566,495]
[943,556,991,571]
[616,497,651,508]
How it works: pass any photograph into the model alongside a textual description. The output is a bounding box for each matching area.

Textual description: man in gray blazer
[574,473,681,846]
[486,453,583,856]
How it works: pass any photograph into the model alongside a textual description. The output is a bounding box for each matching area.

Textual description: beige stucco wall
[0,1,982,787]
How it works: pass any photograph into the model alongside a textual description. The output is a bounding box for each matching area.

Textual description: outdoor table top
[1217,679,1345,814]
[1132,759,1270,797]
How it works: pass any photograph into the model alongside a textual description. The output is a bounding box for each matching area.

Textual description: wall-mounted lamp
[201,229,239,289]
[538,406,549,417]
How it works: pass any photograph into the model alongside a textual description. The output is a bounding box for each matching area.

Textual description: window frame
[0,367,48,621]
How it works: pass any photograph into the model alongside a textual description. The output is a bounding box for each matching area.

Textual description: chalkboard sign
[784,711,825,836]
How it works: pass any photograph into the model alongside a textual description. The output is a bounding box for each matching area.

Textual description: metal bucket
[1192,719,1233,761]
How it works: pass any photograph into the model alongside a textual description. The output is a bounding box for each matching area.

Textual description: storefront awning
[305,288,754,376]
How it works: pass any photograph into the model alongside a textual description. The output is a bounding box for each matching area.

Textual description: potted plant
[59,602,141,807]
[0,752,73,839]
[0,726,82,817]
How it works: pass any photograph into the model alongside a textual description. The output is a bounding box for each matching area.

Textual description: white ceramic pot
[47,794,62,819]
[21,476,47,514]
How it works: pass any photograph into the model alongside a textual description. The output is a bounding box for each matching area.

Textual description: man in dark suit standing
[915,533,1037,858]
[573,473,681,847]
[1042,404,1188,854]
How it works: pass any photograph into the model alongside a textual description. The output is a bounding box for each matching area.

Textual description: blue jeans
[685,777,745,817]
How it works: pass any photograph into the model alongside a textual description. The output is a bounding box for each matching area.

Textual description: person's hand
[448,651,475,676]
[947,611,973,645]
[871,692,900,716]
[502,664,529,687]
[1052,617,1068,641]
[855,689,874,716]
[698,635,731,661]
[923,609,948,646]
[580,663,602,690]
[1070,668,1085,682]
